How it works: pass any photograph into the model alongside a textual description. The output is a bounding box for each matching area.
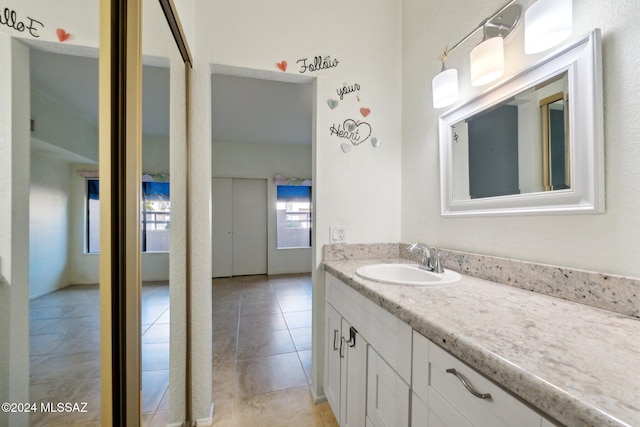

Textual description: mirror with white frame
[439,29,604,217]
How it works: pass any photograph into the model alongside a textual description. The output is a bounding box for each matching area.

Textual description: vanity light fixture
[432,48,459,108]
[524,0,573,54]
[470,29,505,87]
[431,0,522,108]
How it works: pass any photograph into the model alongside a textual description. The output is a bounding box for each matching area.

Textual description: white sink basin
[355,263,461,286]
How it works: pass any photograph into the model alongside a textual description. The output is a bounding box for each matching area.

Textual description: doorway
[212,177,268,277]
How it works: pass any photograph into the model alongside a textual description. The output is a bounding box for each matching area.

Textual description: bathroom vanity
[322,245,640,427]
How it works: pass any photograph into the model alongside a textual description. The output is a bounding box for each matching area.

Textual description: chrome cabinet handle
[446,368,492,399]
[333,329,339,351]
[339,337,346,358]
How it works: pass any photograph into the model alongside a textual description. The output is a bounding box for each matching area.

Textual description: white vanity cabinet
[412,330,553,427]
[325,273,412,427]
[325,271,560,427]
[367,347,410,427]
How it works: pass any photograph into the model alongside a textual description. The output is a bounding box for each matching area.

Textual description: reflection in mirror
[142,0,188,424]
[451,72,568,200]
[540,90,569,191]
[27,42,102,425]
[439,29,603,217]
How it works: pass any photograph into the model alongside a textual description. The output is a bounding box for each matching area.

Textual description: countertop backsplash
[323,243,640,318]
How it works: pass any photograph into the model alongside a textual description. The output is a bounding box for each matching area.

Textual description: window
[276,185,312,249]
[86,179,171,253]
[141,182,170,252]
[87,179,100,253]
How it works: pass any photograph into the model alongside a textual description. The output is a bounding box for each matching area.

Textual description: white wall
[194,0,402,400]
[212,141,312,275]
[401,0,640,279]
[0,34,31,427]
[29,150,71,298]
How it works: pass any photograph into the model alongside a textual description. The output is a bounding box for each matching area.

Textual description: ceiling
[211,73,313,146]
[30,46,170,137]
[29,43,313,147]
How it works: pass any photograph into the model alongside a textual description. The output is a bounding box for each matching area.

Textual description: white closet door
[212,178,233,277]
[232,178,267,276]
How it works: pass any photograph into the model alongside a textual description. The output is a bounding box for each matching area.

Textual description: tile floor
[27,274,336,427]
[29,282,170,426]
[211,274,337,427]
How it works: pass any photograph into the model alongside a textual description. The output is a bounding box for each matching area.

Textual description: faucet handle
[431,247,447,273]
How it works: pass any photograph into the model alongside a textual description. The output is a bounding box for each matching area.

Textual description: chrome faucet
[407,243,446,273]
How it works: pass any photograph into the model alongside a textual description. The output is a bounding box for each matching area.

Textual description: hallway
[211,274,337,426]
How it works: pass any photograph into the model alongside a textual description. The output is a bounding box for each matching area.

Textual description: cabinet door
[341,318,368,427]
[325,303,342,418]
[367,348,410,427]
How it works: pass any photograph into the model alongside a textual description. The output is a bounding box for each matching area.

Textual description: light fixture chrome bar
[445,0,517,56]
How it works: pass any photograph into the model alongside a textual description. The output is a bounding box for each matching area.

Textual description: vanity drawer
[427,339,541,427]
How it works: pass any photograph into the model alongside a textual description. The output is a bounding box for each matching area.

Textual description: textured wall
[401,0,640,279]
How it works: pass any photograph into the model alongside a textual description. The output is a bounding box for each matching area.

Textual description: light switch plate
[330,226,346,243]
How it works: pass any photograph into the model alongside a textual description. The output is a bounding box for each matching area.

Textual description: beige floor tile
[142,323,171,344]
[297,350,312,384]
[236,328,295,359]
[211,399,234,427]
[212,335,238,365]
[29,378,101,426]
[141,369,169,413]
[30,352,100,384]
[238,313,287,335]
[283,310,312,328]
[235,353,308,398]
[289,327,312,351]
[141,342,170,371]
[212,363,237,402]
[232,387,325,427]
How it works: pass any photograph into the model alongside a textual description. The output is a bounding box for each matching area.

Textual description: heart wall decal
[343,119,372,146]
[360,107,371,118]
[276,60,287,72]
[327,99,339,109]
[56,28,71,42]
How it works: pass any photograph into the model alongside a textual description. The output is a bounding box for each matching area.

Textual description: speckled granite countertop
[323,258,640,427]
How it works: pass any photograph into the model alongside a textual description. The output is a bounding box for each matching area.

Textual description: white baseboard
[165,402,214,427]
[196,402,215,427]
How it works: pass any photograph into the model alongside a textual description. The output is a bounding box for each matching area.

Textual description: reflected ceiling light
[470,32,504,86]
[432,49,459,108]
[525,0,573,54]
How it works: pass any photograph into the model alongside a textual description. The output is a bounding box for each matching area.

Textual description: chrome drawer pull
[333,329,339,351]
[446,368,492,399]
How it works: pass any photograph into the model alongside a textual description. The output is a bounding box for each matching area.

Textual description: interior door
[211,177,267,277]
[212,178,233,277]
[232,178,267,276]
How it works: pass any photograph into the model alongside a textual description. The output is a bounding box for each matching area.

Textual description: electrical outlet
[330,226,346,243]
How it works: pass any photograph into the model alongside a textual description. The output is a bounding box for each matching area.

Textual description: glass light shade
[432,68,459,108]
[470,36,504,87]
[525,0,572,54]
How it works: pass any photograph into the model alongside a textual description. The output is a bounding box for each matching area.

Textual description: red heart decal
[56,28,71,42]
[276,61,287,72]
[360,107,371,118]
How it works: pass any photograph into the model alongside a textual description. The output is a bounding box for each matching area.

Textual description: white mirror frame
[439,29,603,217]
